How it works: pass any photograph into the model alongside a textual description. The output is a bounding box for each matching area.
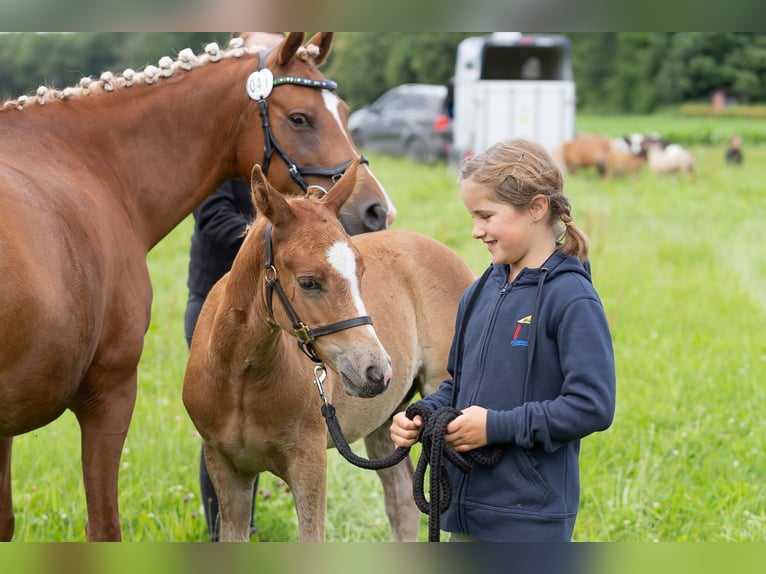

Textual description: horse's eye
[297,277,321,291]
[289,114,309,127]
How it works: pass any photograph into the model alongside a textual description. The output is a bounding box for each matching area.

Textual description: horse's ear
[276,32,305,67]
[321,156,360,216]
[305,33,333,66]
[250,164,295,226]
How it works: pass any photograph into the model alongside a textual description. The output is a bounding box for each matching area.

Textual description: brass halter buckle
[294,323,314,345]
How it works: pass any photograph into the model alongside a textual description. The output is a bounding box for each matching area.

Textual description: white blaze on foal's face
[326,240,367,318]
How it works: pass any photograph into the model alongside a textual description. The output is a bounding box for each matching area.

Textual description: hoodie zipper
[466,279,510,407]
[454,277,510,533]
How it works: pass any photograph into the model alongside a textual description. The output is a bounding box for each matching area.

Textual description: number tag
[246,69,274,100]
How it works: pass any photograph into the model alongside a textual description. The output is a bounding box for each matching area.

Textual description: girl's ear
[529,193,550,222]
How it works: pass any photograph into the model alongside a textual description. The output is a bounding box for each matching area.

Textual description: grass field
[8,132,766,541]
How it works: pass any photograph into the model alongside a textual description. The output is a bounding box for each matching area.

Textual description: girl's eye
[298,277,321,291]
[289,114,309,127]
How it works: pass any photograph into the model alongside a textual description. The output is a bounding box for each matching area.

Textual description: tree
[325,33,473,110]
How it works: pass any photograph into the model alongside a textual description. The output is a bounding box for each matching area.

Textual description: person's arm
[195,181,251,250]
[486,297,616,452]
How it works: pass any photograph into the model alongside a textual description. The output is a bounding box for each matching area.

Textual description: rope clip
[313,364,329,407]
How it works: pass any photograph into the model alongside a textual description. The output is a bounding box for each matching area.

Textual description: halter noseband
[263,223,373,363]
[255,49,368,194]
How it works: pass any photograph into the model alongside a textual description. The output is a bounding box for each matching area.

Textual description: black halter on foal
[255,49,368,194]
[263,223,373,363]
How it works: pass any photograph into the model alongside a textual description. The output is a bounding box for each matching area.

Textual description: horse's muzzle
[337,355,392,398]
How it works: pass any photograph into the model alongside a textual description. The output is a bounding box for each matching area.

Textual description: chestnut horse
[183,159,475,541]
[0,32,395,541]
[552,133,612,177]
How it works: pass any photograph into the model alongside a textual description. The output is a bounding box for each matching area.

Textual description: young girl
[391,138,616,542]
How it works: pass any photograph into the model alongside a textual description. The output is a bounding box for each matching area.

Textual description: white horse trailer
[452,32,576,162]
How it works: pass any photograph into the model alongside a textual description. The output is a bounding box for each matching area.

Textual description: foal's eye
[297,277,321,291]
[289,113,309,127]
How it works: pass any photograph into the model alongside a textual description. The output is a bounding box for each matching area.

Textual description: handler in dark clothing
[185,179,258,541]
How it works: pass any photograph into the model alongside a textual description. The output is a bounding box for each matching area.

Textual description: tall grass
[9,142,766,542]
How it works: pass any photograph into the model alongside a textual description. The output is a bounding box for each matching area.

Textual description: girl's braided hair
[459,138,589,262]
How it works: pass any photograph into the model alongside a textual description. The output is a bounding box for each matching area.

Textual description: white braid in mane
[1,37,269,113]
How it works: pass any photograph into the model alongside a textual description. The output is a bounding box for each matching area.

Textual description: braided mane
[1,35,322,113]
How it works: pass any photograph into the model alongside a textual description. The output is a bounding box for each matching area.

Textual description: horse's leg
[72,370,137,541]
[204,446,254,542]
[364,423,419,541]
[285,442,327,542]
[0,437,15,541]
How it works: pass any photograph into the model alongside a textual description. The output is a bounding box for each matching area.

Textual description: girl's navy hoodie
[418,249,616,542]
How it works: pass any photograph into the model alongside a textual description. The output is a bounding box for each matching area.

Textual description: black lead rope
[321,401,502,542]
[319,264,503,541]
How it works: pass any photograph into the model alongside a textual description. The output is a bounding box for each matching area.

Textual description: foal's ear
[321,156,359,216]
[276,32,306,67]
[305,33,333,66]
[250,164,295,226]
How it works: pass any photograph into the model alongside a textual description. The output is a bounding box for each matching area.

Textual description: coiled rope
[322,401,501,541]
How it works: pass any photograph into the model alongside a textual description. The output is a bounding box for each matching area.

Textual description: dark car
[348,84,452,163]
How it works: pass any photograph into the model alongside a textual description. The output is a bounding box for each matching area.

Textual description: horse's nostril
[366,363,388,387]
[363,203,388,232]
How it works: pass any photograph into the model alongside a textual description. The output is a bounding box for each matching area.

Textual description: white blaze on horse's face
[321,90,397,225]
[322,91,353,148]
[326,240,368,319]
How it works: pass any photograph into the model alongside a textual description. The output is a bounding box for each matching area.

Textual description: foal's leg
[0,437,15,541]
[364,422,420,541]
[204,446,255,542]
[284,441,328,542]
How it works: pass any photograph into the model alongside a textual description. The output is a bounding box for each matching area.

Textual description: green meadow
[8,117,766,541]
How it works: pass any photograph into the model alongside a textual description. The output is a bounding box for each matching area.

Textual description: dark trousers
[186,291,258,541]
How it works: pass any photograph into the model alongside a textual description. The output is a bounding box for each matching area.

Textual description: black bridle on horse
[255,49,368,194]
[263,222,373,363]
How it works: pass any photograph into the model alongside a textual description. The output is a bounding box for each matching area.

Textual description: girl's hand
[390,411,423,448]
[445,405,488,452]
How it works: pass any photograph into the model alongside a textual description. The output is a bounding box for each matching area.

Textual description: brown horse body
[553,133,612,177]
[0,33,394,541]
[183,162,474,541]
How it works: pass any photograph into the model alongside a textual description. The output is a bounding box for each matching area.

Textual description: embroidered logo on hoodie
[511,315,531,347]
